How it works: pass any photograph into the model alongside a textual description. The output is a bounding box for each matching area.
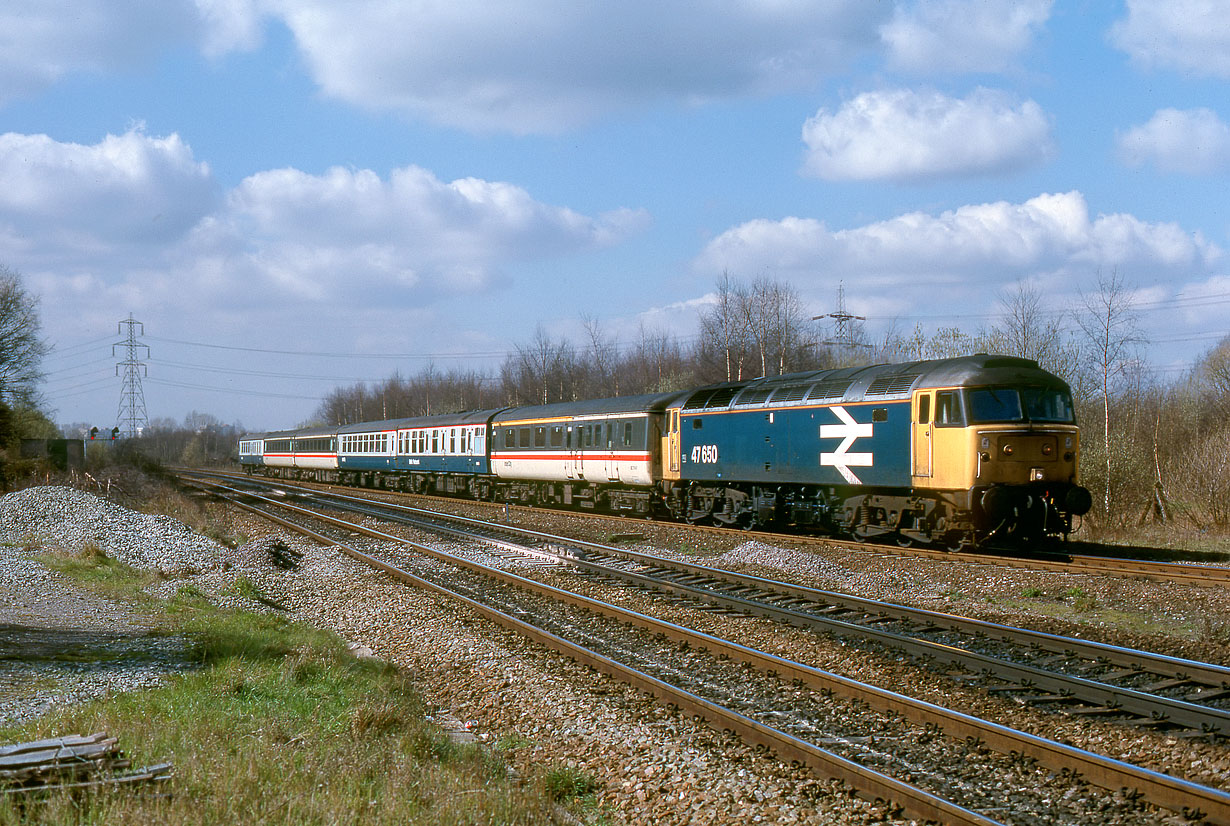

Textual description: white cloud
[1110,0,1230,78]
[0,1,200,103]
[694,191,1220,293]
[0,1,890,134]
[801,88,1052,182]
[881,0,1052,73]
[221,164,648,299]
[0,129,648,316]
[0,129,215,260]
[1117,108,1230,175]
[269,0,886,133]
[193,0,266,56]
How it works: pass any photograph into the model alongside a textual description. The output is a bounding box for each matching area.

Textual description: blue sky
[3,0,1228,432]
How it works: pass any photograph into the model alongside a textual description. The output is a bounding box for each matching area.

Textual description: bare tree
[736,275,809,378]
[697,271,750,382]
[500,325,578,405]
[0,266,48,406]
[1197,335,1230,414]
[985,281,1084,392]
[1075,269,1143,519]
[581,314,620,398]
[990,283,1054,360]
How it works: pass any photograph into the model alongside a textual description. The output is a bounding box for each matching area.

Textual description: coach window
[584,426,592,447]
[534,426,546,447]
[623,422,633,447]
[550,426,563,447]
[935,391,964,426]
[518,427,530,448]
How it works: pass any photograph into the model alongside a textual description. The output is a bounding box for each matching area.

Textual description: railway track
[187,472,1230,737]
[198,468,1230,587]
[184,472,1230,824]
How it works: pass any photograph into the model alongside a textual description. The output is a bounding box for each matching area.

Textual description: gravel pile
[0,486,228,574]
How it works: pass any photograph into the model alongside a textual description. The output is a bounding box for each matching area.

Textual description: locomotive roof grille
[734,387,774,406]
[683,389,716,410]
[704,386,743,408]
[864,373,921,396]
[770,384,810,403]
[807,379,853,401]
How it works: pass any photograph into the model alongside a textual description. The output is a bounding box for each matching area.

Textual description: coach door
[913,392,933,479]
[603,421,619,481]
[662,408,681,480]
[567,424,583,479]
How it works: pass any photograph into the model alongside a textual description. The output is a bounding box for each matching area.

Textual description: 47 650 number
[690,444,719,464]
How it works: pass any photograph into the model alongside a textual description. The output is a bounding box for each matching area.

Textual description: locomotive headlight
[1041,443,1053,456]
[1001,444,1014,456]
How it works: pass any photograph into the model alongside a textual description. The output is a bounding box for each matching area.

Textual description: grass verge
[0,554,564,825]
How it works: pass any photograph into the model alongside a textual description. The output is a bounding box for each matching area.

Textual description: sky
[3,0,1228,433]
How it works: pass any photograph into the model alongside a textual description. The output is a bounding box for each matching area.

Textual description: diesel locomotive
[239,354,1093,548]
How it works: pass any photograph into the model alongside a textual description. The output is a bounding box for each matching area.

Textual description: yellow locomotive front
[912,374,1092,544]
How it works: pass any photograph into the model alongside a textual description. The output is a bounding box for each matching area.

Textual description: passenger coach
[489,393,677,514]
[337,410,502,496]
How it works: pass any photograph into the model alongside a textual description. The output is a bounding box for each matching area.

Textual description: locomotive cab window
[967,387,1076,424]
[935,391,964,426]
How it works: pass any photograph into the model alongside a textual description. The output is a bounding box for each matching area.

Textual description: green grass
[35,544,161,601]
[0,552,568,825]
[542,765,598,801]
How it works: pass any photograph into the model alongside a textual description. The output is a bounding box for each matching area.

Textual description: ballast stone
[0,485,229,574]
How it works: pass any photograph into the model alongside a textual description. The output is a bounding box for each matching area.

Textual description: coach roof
[492,392,681,423]
[337,408,506,435]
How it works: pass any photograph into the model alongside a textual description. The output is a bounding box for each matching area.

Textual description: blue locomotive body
[678,400,911,488]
